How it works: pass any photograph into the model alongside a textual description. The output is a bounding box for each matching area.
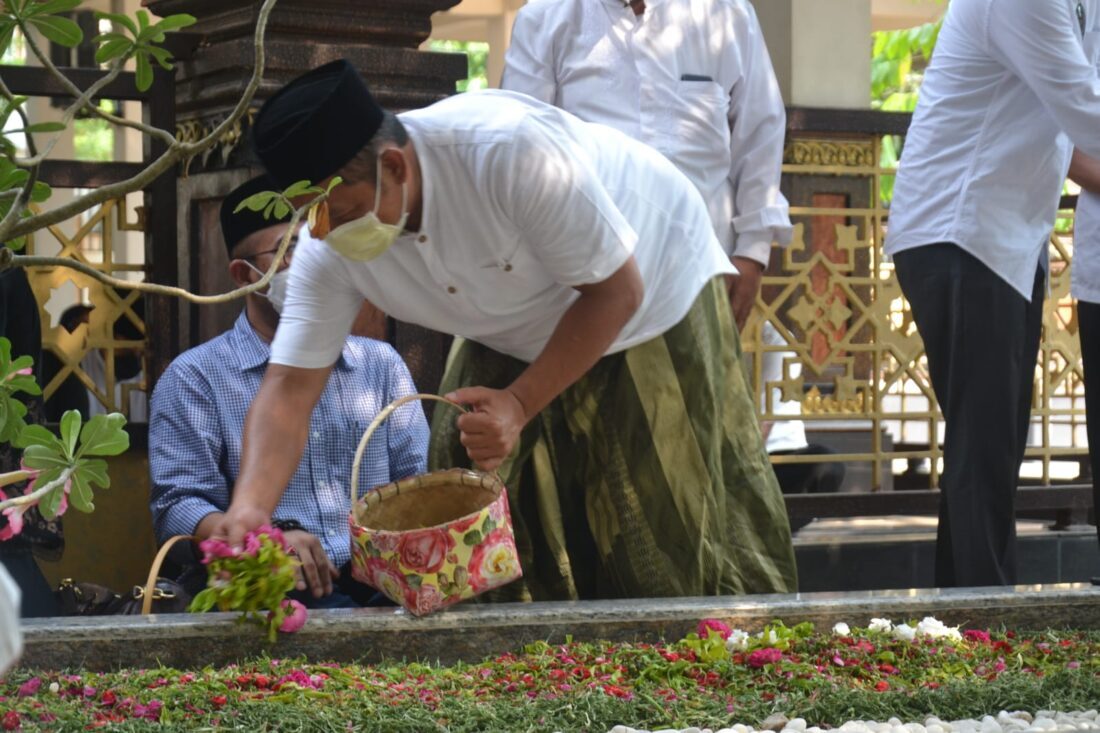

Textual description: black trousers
[0,544,58,618]
[894,243,1044,587]
[1079,300,1100,549]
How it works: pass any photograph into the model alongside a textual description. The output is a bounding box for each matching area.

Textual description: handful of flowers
[188,526,307,641]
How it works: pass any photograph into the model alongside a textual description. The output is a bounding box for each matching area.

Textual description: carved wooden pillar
[144,0,464,394]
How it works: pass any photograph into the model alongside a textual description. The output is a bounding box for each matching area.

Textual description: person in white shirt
[758,322,844,498]
[885,0,1100,587]
[0,565,21,675]
[1067,150,1100,550]
[211,59,797,599]
[502,0,791,330]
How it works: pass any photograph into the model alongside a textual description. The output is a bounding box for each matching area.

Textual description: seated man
[758,322,844,496]
[149,175,429,608]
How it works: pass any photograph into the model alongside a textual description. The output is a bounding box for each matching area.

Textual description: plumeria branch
[0,470,34,490]
[17,20,177,152]
[0,466,72,514]
[0,72,39,244]
[0,0,279,245]
[2,193,312,304]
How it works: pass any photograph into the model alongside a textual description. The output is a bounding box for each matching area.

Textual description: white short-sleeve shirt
[270,90,734,368]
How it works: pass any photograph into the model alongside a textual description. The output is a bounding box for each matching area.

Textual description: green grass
[2,624,1098,731]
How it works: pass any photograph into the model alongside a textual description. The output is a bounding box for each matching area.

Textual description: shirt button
[418,235,428,244]
[327,530,335,537]
[312,430,320,439]
[447,286,457,294]
[503,264,513,272]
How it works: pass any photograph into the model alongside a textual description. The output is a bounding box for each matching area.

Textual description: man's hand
[210,503,273,552]
[726,256,765,331]
[446,386,529,472]
[284,529,338,598]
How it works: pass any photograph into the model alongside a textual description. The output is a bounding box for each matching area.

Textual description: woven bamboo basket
[347,394,522,616]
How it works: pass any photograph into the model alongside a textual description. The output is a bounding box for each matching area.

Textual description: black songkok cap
[220,175,291,255]
[252,59,383,188]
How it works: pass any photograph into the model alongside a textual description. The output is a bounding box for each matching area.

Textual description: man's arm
[500,5,558,102]
[214,363,332,546]
[213,235,366,547]
[448,117,647,470]
[724,2,792,330]
[148,362,231,553]
[1070,148,1100,194]
[987,0,1100,161]
[449,257,643,470]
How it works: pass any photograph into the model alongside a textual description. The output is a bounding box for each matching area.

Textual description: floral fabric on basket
[349,488,521,616]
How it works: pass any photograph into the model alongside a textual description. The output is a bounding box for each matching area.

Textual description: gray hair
[339,111,409,184]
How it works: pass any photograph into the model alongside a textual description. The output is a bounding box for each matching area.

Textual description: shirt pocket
[673,80,730,130]
[471,245,557,313]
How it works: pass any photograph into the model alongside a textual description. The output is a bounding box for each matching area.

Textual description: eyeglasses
[243,240,297,264]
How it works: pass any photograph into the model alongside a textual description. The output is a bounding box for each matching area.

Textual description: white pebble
[926,725,946,733]
[786,719,808,732]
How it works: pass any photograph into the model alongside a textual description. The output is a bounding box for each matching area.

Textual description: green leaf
[282,180,317,199]
[135,9,149,32]
[94,37,132,65]
[37,472,68,520]
[76,457,109,489]
[236,191,277,214]
[95,10,136,36]
[30,0,82,16]
[68,468,94,513]
[23,121,66,134]
[13,424,57,449]
[30,180,50,204]
[5,375,41,396]
[462,529,483,547]
[77,412,129,456]
[59,409,80,457]
[134,52,153,92]
[20,443,70,471]
[152,13,195,33]
[325,176,343,193]
[272,200,290,220]
[0,21,16,60]
[146,44,174,71]
[28,14,82,47]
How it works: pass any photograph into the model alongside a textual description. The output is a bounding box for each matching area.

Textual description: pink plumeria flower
[198,537,240,564]
[275,599,308,634]
[5,367,32,381]
[0,489,30,541]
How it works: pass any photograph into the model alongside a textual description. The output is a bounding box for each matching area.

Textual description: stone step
[18,583,1100,671]
[793,517,1100,592]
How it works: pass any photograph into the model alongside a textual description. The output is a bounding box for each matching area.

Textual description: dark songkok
[220,175,291,255]
[252,59,383,188]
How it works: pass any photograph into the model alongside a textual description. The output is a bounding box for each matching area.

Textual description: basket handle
[350,393,467,506]
[140,534,195,615]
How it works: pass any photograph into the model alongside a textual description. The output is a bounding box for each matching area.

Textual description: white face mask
[324,154,408,262]
[244,262,290,314]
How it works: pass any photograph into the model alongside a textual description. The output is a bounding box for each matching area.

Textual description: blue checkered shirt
[149,312,429,567]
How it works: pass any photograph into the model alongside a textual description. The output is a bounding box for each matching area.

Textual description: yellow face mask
[324,154,408,262]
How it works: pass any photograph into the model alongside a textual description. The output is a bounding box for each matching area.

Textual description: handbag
[55,535,195,616]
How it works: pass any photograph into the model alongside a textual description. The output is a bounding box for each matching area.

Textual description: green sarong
[429,278,797,600]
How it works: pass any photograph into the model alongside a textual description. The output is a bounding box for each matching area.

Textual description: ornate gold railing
[23,196,150,422]
[746,113,1086,491]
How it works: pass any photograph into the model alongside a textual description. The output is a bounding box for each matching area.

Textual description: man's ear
[227,258,255,289]
[379,147,408,184]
